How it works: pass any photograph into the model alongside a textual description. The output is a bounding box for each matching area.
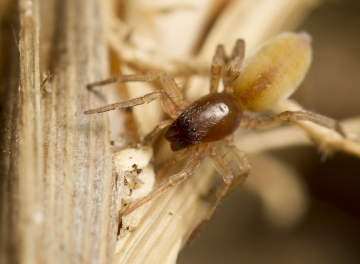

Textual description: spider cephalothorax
[164,92,242,151]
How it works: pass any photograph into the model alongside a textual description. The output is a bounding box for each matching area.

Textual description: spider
[84,32,345,240]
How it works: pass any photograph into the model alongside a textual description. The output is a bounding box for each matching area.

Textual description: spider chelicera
[85,32,345,239]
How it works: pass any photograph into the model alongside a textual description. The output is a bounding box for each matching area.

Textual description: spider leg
[84,90,181,118]
[210,44,225,93]
[121,144,207,217]
[224,39,245,94]
[187,141,250,242]
[88,72,185,104]
[154,148,193,182]
[143,119,173,144]
[86,72,190,116]
[156,147,192,171]
[241,110,346,137]
[231,39,245,62]
[224,136,251,194]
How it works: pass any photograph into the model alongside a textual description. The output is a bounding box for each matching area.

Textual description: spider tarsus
[335,124,346,138]
[84,109,96,115]
[86,84,94,90]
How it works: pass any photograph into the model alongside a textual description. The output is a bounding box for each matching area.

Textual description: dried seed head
[233,32,312,112]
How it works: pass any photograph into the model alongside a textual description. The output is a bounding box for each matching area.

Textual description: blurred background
[179,1,360,263]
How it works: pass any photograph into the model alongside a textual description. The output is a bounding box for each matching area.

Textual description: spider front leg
[121,144,207,218]
[84,90,180,118]
[224,39,245,94]
[143,119,173,144]
[85,72,189,118]
[187,142,250,242]
[241,110,346,137]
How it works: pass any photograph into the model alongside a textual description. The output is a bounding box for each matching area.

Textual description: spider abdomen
[165,92,242,151]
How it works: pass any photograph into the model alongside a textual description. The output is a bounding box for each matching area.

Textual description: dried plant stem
[17,0,44,262]
[113,1,325,263]
[1,0,117,263]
